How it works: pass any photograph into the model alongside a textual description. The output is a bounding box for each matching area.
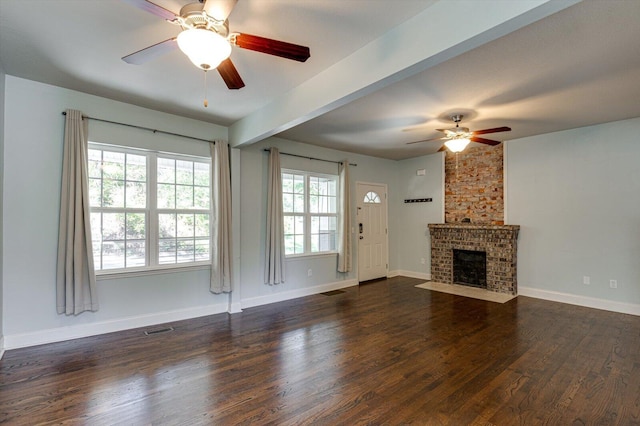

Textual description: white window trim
[89,143,212,276]
[282,168,339,258]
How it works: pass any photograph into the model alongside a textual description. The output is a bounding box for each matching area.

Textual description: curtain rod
[61,111,215,144]
[263,149,357,167]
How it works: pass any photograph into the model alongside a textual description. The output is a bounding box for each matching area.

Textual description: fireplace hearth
[428,224,519,295]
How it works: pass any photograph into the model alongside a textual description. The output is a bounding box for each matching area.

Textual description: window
[282,170,338,256]
[364,191,381,203]
[88,144,210,272]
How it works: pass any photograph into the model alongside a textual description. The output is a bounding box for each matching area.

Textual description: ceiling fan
[407,114,511,152]
[121,0,311,90]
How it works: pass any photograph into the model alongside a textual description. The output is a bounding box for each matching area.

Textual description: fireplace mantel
[428,223,520,295]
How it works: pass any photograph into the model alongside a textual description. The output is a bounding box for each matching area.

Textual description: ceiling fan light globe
[177,28,231,70]
[444,138,470,153]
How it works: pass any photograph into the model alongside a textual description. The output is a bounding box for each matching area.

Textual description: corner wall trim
[518,286,640,316]
[242,279,359,309]
[4,303,229,350]
[0,336,5,360]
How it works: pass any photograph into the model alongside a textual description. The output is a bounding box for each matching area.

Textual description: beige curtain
[337,160,352,272]
[264,148,285,285]
[56,109,99,315]
[210,141,233,294]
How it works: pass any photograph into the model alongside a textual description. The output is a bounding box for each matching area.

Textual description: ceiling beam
[228,0,582,148]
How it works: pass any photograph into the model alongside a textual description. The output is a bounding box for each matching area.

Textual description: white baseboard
[242,279,359,310]
[0,336,5,360]
[388,270,431,281]
[519,286,640,316]
[4,303,229,350]
[228,302,243,314]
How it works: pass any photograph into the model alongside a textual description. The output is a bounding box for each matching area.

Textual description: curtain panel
[337,161,352,272]
[56,109,99,315]
[210,141,233,294]
[264,148,285,285]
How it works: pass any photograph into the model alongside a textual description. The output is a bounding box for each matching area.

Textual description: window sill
[95,263,211,280]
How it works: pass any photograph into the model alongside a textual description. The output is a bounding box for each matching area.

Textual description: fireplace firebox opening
[452,249,487,289]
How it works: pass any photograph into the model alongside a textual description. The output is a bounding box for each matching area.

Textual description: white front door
[356,182,388,282]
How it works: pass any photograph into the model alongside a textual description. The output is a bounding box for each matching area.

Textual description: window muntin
[89,144,210,273]
[282,170,338,256]
[364,191,381,203]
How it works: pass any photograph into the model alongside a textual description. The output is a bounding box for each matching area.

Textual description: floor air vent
[144,326,174,336]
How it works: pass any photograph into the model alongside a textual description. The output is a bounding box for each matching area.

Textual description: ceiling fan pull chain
[203,70,209,108]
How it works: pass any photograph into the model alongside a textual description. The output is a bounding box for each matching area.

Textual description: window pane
[126,213,145,239]
[195,214,209,237]
[283,193,294,213]
[293,175,304,194]
[194,187,209,209]
[102,241,124,270]
[177,239,194,263]
[126,182,146,208]
[89,178,101,207]
[195,238,209,261]
[176,185,194,209]
[176,160,193,185]
[157,183,175,209]
[159,239,176,264]
[294,235,304,254]
[282,173,294,193]
[293,194,304,212]
[158,158,175,183]
[88,150,102,179]
[177,214,194,238]
[126,241,145,267]
[103,213,125,241]
[284,235,295,255]
[126,154,146,181]
[102,151,125,180]
[103,179,124,208]
[194,162,210,186]
[159,213,176,238]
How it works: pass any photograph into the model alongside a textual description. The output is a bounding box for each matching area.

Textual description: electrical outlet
[307,268,313,277]
[583,276,590,285]
[610,279,617,289]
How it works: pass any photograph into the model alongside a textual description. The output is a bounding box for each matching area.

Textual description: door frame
[356,181,389,282]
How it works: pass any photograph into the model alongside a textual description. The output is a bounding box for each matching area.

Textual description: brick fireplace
[428,224,520,295]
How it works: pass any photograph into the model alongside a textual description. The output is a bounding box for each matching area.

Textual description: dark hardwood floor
[2,276,639,425]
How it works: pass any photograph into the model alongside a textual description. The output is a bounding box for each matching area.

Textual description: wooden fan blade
[203,0,238,21]
[406,137,446,145]
[233,33,310,62]
[217,58,245,90]
[470,136,502,146]
[122,38,178,65]
[472,126,511,135]
[121,0,177,20]
[438,145,448,152]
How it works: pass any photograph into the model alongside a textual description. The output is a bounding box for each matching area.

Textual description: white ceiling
[1,0,639,160]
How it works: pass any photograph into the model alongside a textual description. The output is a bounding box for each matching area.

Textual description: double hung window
[282,170,338,256]
[88,144,211,272]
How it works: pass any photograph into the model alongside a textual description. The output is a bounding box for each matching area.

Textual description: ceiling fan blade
[406,137,446,145]
[233,33,310,62]
[472,126,511,135]
[438,145,448,152]
[470,136,502,146]
[122,38,178,65]
[121,0,177,21]
[217,58,245,90]
[203,0,238,21]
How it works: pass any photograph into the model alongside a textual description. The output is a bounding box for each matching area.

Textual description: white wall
[393,153,445,279]
[3,77,230,348]
[507,117,640,314]
[238,137,407,307]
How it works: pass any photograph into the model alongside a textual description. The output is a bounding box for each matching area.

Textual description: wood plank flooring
[1,276,639,425]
